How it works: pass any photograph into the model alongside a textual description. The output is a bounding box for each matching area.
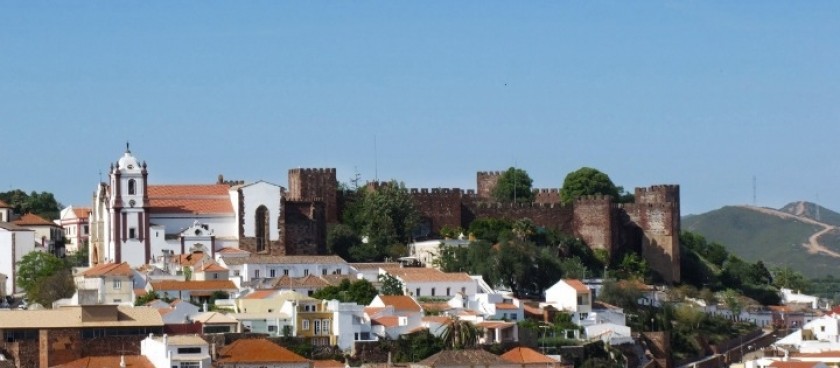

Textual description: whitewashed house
[408,237,470,268]
[367,295,424,339]
[58,206,90,254]
[219,255,352,284]
[381,267,477,298]
[0,222,36,296]
[141,334,212,368]
[543,279,592,325]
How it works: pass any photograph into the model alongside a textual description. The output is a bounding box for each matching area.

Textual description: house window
[431,288,436,296]
[128,179,136,195]
[580,313,588,320]
[461,287,466,294]
[336,269,341,275]
[304,269,309,276]
[322,269,327,275]
[83,225,89,235]
[180,362,200,368]
[113,280,122,289]
[302,320,309,330]
[283,269,289,276]
[270,269,276,278]
[322,319,330,334]
[510,314,517,321]
[446,287,451,296]
[254,270,260,278]
[314,319,321,334]
[234,271,240,277]
[268,325,277,332]
[415,288,421,296]
[177,347,202,354]
[213,274,218,279]
[129,228,136,239]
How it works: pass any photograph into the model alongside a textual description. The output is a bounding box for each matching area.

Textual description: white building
[141,334,212,368]
[13,213,63,254]
[69,262,136,306]
[544,279,592,325]
[776,315,840,353]
[381,267,477,298]
[781,288,821,309]
[90,147,284,267]
[0,222,36,296]
[326,299,376,352]
[58,206,90,254]
[219,255,352,284]
[367,295,424,339]
[408,237,470,268]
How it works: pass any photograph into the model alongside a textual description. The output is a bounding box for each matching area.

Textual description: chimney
[211,343,217,360]
[120,355,126,368]
[163,334,168,346]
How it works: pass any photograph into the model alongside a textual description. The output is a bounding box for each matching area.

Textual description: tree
[491,167,534,203]
[343,181,420,261]
[438,317,479,349]
[378,273,404,296]
[467,218,512,243]
[16,251,68,294]
[599,279,645,310]
[327,224,360,260]
[559,167,619,204]
[0,189,62,220]
[313,279,379,305]
[135,291,162,306]
[29,269,75,307]
[772,266,810,291]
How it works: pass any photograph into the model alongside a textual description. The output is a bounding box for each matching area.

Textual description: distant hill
[683,202,840,278]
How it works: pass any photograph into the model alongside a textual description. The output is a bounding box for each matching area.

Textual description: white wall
[403,280,476,298]
[0,228,35,295]
[240,182,283,241]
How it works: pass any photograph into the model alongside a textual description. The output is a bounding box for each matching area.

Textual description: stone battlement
[289,168,336,174]
[474,201,567,209]
[409,188,464,195]
[575,194,615,203]
[534,188,560,194]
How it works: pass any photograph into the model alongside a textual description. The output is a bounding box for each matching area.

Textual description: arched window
[255,205,269,252]
[128,179,136,195]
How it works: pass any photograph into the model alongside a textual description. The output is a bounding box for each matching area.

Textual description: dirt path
[736,205,840,259]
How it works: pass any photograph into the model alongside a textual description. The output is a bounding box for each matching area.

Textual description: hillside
[683,203,840,278]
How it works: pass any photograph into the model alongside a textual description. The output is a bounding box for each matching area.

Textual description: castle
[90,149,680,283]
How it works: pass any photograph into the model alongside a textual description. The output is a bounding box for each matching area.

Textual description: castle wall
[533,188,561,204]
[409,188,464,234]
[572,195,616,252]
[466,201,574,233]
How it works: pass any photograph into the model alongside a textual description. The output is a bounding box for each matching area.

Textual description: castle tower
[476,171,502,201]
[573,195,616,253]
[288,168,338,224]
[627,185,681,283]
[107,145,151,264]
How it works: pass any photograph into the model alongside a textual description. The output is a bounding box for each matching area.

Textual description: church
[89,146,291,266]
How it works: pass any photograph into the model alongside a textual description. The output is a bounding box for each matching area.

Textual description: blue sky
[2,2,839,215]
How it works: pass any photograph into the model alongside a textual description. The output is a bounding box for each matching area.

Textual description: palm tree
[438,316,480,349]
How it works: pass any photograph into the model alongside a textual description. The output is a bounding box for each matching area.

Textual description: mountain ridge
[682,201,840,278]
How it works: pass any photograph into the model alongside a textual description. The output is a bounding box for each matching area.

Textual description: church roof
[147,184,233,215]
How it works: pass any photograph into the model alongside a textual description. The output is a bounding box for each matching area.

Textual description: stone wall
[572,195,616,252]
[280,199,326,255]
[409,188,465,235]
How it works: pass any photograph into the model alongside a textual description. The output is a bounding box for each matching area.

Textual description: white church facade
[90,147,284,267]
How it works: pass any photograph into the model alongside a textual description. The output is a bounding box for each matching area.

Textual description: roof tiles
[216,338,309,364]
[147,184,233,215]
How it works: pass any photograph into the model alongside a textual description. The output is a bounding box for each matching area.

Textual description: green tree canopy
[439,317,479,350]
[342,181,420,261]
[16,252,74,307]
[326,224,361,260]
[559,167,620,204]
[0,189,63,220]
[313,279,379,305]
[492,167,534,203]
[378,273,405,296]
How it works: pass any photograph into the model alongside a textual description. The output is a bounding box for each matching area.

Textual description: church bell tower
[108,143,151,264]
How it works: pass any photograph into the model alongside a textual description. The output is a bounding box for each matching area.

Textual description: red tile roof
[501,347,557,364]
[0,200,10,208]
[53,355,154,368]
[82,262,133,277]
[769,362,824,368]
[13,213,56,226]
[563,279,589,293]
[147,184,233,215]
[243,290,278,299]
[72,207,91,219]
[371,316,400,327]
[199,262,227,272]
[377,295,422,312]
[386,268,473,282]
[150,280,237,292]
[216,338,309,364]
[176,252,206,266]
[496,303,518,310]
[271,275,330,288]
